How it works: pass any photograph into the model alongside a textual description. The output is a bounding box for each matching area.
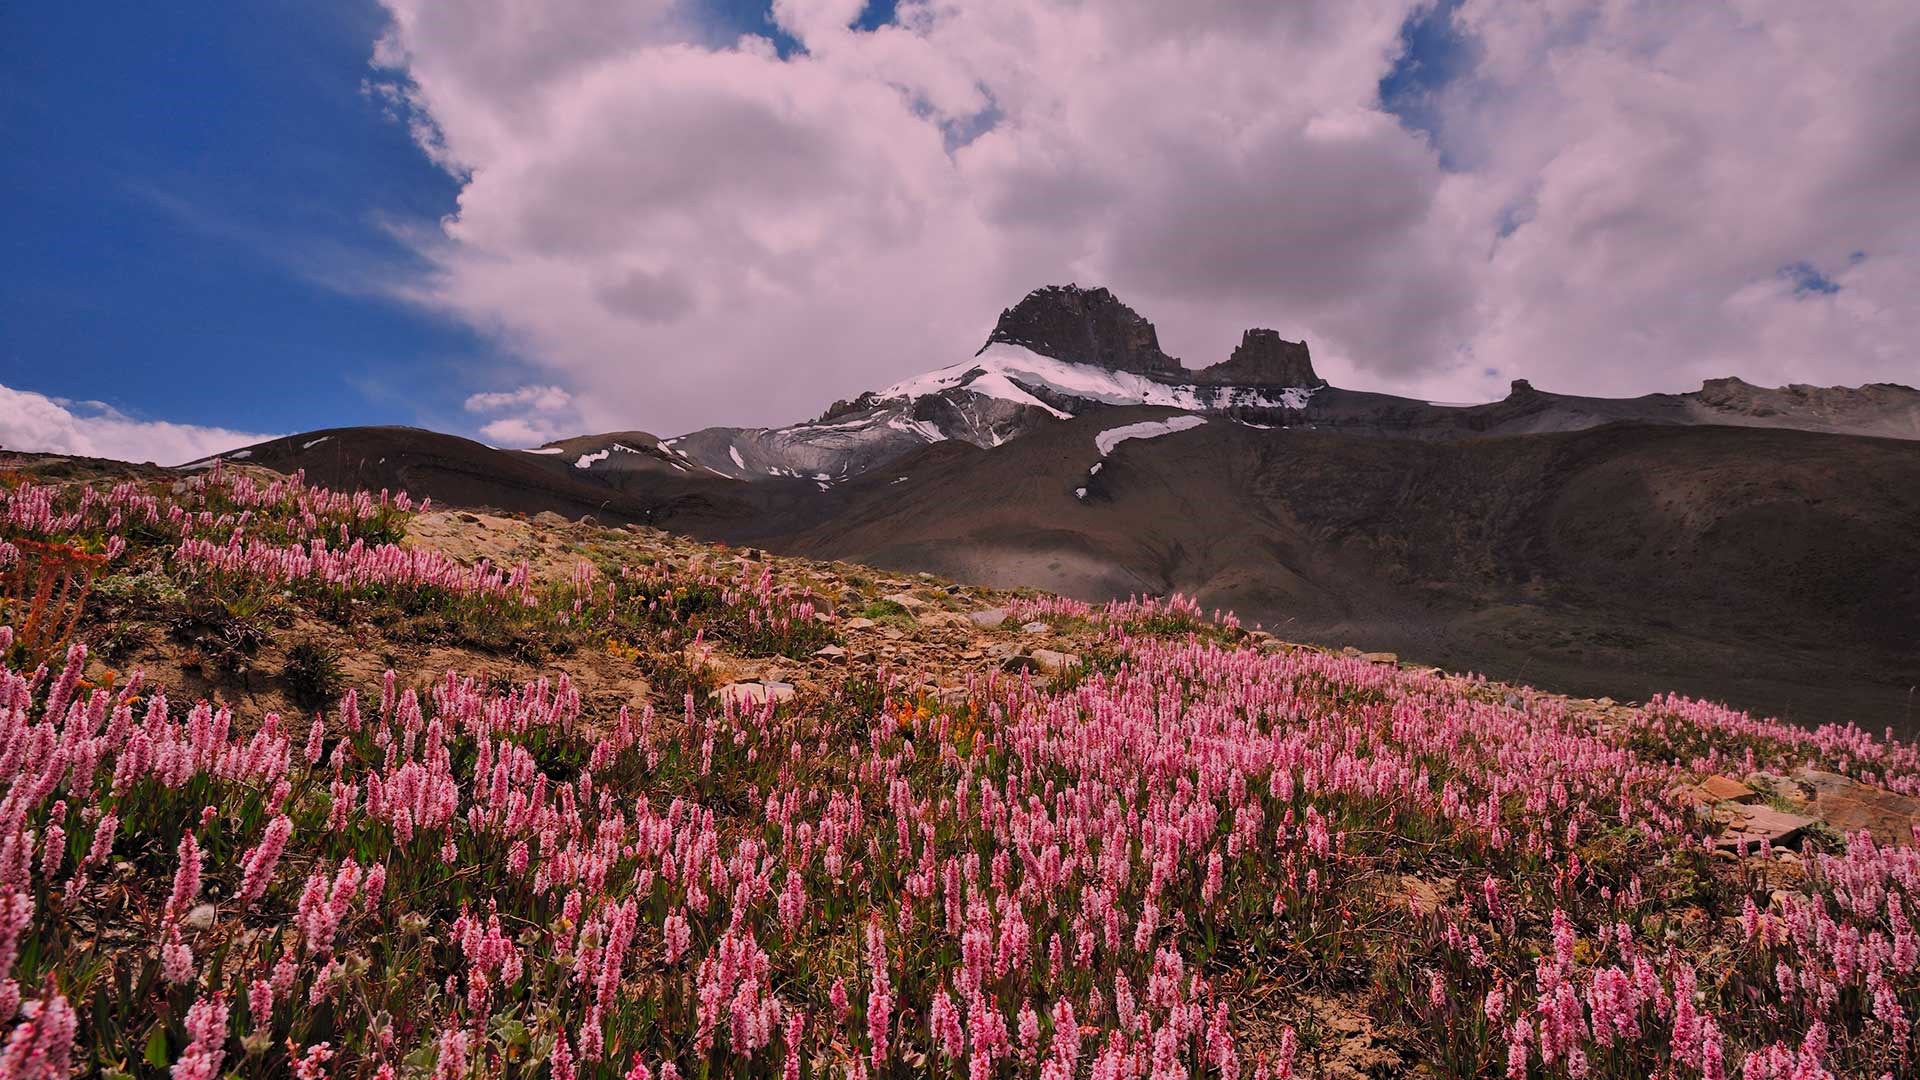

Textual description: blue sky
[5,1,1904,460]
[0,2,493,439]
[0,1,920,449]
[0,0,1449,443]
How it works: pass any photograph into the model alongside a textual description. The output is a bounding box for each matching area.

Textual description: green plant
[282,639,345,710]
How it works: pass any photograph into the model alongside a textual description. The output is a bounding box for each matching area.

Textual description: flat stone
[1793,768,1920,844]
[1700,775,1758,803]
[1029,648,1082,672]
[712,681,796,709]
[813,645,847,660]
[844,617,876,630]
[1357,651,1399,665]
[968,608,1010,630]
[1718,803,1817,850]
[1021,621,1050,635]
[883,592,927,611]
[1000,654,1042,673]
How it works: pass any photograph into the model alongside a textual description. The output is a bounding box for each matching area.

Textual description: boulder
[712,681,796,709]
[969,608,1010,630]
[883,592,927,611]
[1717,803,1816,851]
[1792,768,1920,843]
[1699,775,1758,803]
[1029,649,1082,672]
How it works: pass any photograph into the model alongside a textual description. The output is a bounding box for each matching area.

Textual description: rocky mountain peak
[980,284,1184,378]
[1193,329,1322,386]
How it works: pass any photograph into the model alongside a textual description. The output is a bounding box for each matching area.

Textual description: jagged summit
[985,284,1320,387]
[1194,328,1321,387]
[980,284,1184,378]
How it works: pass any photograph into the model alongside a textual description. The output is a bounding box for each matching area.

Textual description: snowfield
[1094,414,1208,456]
[881,343,1320,414]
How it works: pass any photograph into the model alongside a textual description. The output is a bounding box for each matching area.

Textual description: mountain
[774,410,1920,731]
[190,284,1920,730]
[539,284,1920,487]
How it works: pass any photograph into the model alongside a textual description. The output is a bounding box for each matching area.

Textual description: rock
[1029,649,1081,672]
[533,511,570,528]
[1191,328,1322,387]
[883,592,927,611]
[813,645,846,660]
[1791,768,1920,844]
[1000,654,1042,673]
[456,512,481,524]
[712,681,796,709]
[1357,651,1399,666]
[845,618,877,630]
[1021,621,1049,635]
[969,608,1010,630]
[1699,775,1758,803]
[944,584,961,595]
[1718,803,1817,850]
[984,284,1184,378]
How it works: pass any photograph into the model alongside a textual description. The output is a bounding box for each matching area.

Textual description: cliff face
[1193,329,1321,386]
[980,284,1185,379]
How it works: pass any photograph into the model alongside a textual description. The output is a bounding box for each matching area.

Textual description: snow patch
[302,437,330,450]
[728,446,746,470]
[1074,487,1087,500]
[1094,415,1207,456]
[574,449,610,469]
[882,344,1320,414]
[230,449,252,460]
[886,416,948,443]
[524,447,566,455]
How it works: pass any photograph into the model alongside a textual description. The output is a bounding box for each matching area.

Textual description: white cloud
[464,384,574,413]
[370,0,1920,434]
[0,383,278,467]
[475,417,558,447]
[462,383,581,446]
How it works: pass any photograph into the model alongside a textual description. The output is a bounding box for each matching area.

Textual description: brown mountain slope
[202,417,1920,731]
[778,414,1920,732]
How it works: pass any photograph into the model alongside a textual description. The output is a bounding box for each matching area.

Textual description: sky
[1,0,1916,463]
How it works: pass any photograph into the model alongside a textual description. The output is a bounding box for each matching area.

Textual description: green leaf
[144,1024,171,1069]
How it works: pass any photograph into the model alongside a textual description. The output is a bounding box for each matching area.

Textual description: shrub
[282,638,345,710]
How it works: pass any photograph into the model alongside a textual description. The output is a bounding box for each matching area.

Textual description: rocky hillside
[1,457,1917,1078]
[183,285,1920,731]
[537,284,1920,486]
